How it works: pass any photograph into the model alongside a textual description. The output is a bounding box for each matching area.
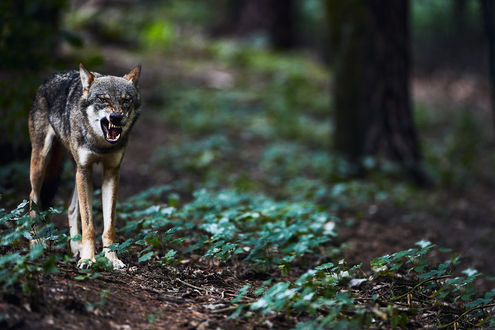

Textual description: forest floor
[2,44,495,329]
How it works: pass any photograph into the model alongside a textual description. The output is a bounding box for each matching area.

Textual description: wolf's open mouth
[100,118,123,144]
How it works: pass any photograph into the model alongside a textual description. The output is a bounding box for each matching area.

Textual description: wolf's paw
[78,248,96,269]
[70,240,82,257]
[77,257,96,269]
[111,258,126,270]
[105,251,126,270]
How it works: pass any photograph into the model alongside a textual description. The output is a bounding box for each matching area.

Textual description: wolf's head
[79,64,141,145]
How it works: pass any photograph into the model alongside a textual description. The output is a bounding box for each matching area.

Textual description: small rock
[264,320,274,328]
[109,320,132,329]
[203,303,226,310]
[348,278,367,288]
[43,314,54,325]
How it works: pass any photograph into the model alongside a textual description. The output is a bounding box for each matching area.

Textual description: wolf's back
[31,71,84,140]
[30,71,81,210]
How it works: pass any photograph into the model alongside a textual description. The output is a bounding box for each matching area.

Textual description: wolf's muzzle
[101,117,123,144]
[110,113,124,126]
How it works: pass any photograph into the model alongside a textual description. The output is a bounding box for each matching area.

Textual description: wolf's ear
[124,65,141,86]
[79,63,95,92]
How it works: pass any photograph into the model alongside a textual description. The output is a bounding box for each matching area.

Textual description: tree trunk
[328,0,426,184]
[480,0,495,142]
[453,0,468,34]
[235,0,296,49]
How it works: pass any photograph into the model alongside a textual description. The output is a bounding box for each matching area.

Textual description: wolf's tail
[40,140,65,210]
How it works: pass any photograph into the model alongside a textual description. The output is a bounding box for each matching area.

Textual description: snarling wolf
[28,64,141,269]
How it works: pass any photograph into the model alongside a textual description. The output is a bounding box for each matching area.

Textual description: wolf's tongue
[108,128,119,139]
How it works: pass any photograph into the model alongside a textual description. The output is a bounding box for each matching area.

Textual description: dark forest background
[1,0,495,328]
[1,0,493,184]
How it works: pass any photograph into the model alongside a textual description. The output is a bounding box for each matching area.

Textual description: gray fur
[29,64,141,269]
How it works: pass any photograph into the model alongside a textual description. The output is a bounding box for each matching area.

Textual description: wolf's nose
[109,113,123,125]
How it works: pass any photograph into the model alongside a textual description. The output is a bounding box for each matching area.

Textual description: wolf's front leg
[68,184,82,256]
[76,166,96,268]
[102,166,125,269]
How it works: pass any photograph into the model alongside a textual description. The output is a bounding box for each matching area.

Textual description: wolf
[29,64,141,269]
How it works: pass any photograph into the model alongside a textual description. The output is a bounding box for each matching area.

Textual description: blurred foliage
[64,0,215,50]
[0,75,39,155]
[142,20,176,50]
[0,0,77,163]
[419,107,485,187]
[411,0,485,72]
[412,0,481,40]
[0,0,67,71]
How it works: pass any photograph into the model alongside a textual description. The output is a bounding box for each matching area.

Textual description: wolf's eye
[97,96,107,103]
[121,99,131,108]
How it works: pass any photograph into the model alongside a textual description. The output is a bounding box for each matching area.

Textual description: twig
[438,303,495,329]
[211,303,252,314]
[176,278,206,292]
[391,275,453,301]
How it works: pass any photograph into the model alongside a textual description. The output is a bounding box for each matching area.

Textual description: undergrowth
[1,188,494,328]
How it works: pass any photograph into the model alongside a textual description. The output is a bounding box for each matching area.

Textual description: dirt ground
[1,261,274,329]
[2,49,495,328]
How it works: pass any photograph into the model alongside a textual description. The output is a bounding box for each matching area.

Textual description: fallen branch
[176,278,207,292]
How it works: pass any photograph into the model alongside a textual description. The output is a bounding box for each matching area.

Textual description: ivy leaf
[232,284,251,303]
[29,244,44,261]
[138,251,154,262]
[315,262,334,271]
[42,254,58,274]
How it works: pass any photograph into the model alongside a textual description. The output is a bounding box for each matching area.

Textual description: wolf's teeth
[115,133,120,140]
[109,122,114,129]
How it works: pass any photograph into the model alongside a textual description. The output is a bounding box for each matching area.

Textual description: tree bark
[328,0,426,184]
[480,0,495,142]
[453,0,468,34]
